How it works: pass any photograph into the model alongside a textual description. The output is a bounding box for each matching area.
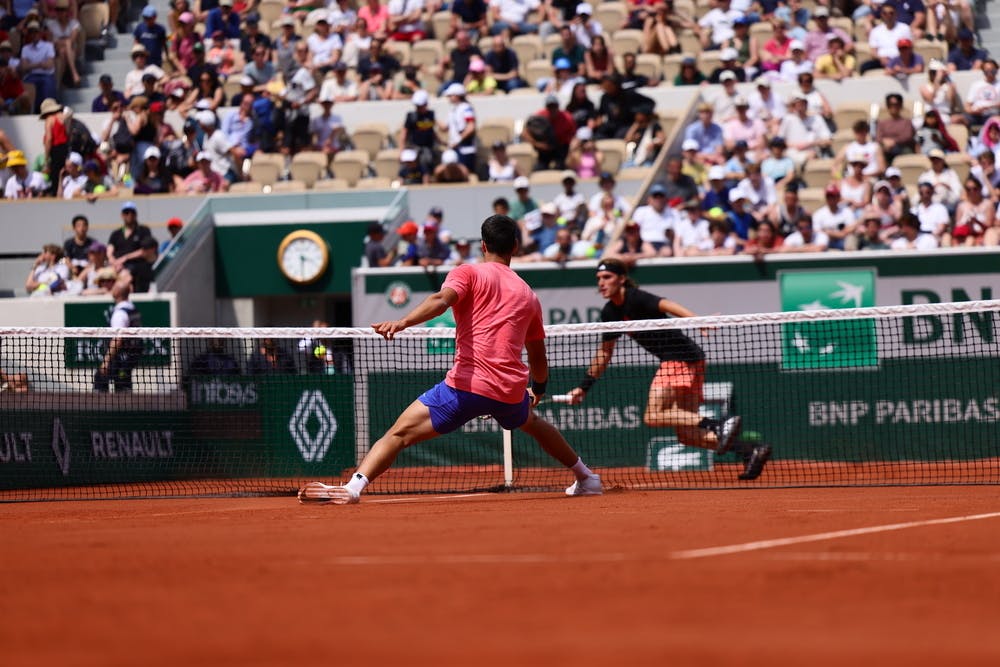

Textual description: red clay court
[3,485,999,666]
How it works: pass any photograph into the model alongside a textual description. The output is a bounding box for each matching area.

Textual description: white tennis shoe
[565,473,603,496]
[297,482,360,505]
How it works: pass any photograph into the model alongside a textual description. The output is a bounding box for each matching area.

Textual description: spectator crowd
[2,0,1000,276]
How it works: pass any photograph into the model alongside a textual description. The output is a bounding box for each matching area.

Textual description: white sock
[345,472,369,495]
[570,457,593,481]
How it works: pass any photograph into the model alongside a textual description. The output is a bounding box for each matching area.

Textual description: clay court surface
[3,486,1000,666]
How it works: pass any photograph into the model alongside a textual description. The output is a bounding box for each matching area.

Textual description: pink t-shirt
[442,262,544,404]
[358,4,390,35]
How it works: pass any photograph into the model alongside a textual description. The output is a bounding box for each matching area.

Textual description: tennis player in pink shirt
[299,215,602,504]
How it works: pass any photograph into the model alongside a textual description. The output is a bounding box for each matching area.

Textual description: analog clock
[277,230,329,285]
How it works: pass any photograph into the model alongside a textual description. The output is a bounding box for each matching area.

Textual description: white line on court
[367,493,494,504]
[319,510,1000,567]
[670,511,1000,560]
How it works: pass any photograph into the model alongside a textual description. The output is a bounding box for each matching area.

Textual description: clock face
[277,230,329,285]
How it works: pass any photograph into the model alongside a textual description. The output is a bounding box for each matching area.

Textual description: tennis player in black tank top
[566,258,772,481]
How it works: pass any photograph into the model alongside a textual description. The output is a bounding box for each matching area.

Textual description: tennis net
[2,299,999,501]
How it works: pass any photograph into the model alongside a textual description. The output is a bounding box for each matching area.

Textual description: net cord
[2,299,997,340]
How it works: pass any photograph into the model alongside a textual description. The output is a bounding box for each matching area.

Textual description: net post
[502,428,513,489]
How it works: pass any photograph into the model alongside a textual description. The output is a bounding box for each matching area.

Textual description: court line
[670,511,1000,560]
[367,493,494,504]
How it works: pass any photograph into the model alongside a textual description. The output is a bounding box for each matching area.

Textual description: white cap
[513,176,530,190]
[540,202,558,216]
[196,150,211,161]
[575,2,592,14]
[708,165,726,180]
[240,75,255,86]
[885,166,902,178]
[411,89,429,106]
[400,148,418,162]
[728,188,746,203]
[68,152,83,166]
[789,39,805,51]
[733,94,749,107]
[576,126,593,141]
[143,145,161,160]
[928,58,945,71]
[720,47,739,61]
[441,149,459,164]
[312,9,328,22]
[319,90,334,103]
[682,139,699,151]
[196,110,216,126]
[194,98,214,110]
[719,70,737,82]
[443,82,466,97]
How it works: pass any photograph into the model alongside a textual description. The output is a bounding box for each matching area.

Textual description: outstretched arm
[372,287,458,339]
[568,338,616,404]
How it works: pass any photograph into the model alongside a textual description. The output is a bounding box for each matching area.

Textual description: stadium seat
[374,148,402,180]
[800,158,836,189]
[511,34,543,73]
[268,180,307,192]
[797,188,825,214]
[79,2,108,40]
[228,181,265,194]
[611,29,642,56]
[596,139,627,174]
[914,40,946,65]
[354,177,395,190]
[222,76,243,103]
[853,43,873,70]
[662,54,685,83]
[332,150,371,186]
[697,50,723,77]
[831,129,855,158]
[290,152,328,188]
[945,153,971,181]
[542,34,562,60]
[677,30,701,55]
[634,53,663,81]
[431,11,452,40]
[351,124,391,160]
[946,124,969,152]
[892,154,932,185]
[478,117,514,150]
[411,40,444,69]
[675,0,696,15]
[617,166,653,182]
[248,153,284,185]
[658,108,685,140]
[384,40,411,66]
[257,0,284,24]
[505,143,538,175]
[79,2,111,56]
[311,177,350,191]
[830,17,853,35]
[529,169,569,184]
[749,21,773,42]
[833,102,873,132]
[594,2,628,34]
[525,59,554,88]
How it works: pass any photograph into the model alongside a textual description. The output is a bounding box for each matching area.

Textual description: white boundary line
[670,511,1000,560]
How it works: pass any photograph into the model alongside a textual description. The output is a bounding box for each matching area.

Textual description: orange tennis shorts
[652,359,706,401]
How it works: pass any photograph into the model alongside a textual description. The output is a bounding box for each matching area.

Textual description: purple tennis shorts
[418,381,530,434]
